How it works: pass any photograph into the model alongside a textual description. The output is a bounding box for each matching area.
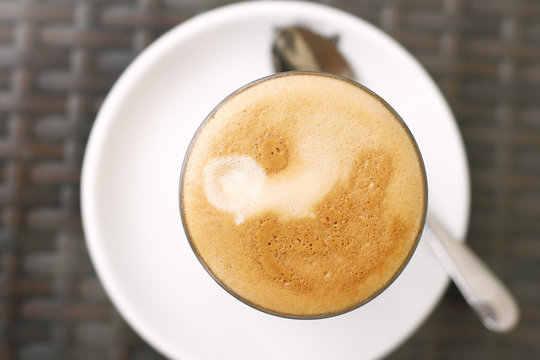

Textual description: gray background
[0,0,539,359]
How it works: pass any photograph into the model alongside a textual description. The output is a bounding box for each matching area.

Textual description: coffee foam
[182,73,426,317]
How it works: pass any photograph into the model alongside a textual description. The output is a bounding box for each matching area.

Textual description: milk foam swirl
[202,110,364,224]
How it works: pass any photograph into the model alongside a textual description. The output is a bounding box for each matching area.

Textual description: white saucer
[81,2,470,359]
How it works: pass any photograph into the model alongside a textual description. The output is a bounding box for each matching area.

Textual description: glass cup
[179,72,427,319]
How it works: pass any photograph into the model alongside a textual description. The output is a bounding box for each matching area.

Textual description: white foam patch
[203,156,266,224]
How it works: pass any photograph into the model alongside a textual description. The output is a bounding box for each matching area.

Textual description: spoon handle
[425,211,519,332]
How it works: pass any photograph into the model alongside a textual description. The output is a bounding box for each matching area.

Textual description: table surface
[0,0,539,359]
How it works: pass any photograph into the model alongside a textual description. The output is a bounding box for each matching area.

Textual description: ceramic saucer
[81,2,470,359]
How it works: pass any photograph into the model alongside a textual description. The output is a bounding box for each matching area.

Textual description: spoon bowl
[273,26,356,79]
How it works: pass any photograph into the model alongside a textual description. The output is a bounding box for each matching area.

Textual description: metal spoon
[272,26,519,333]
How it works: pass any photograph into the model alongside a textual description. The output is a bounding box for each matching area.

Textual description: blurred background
[0,0,539,359]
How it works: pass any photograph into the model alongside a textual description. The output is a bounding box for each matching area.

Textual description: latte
[181,73,426,317]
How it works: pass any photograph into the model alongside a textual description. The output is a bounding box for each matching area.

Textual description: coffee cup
[180,72,427,318]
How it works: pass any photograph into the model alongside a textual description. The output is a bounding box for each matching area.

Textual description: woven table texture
[0,0,539,359]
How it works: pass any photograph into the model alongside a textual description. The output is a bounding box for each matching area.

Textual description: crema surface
[182,73,426,317]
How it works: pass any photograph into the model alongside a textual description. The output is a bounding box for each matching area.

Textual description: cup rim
[178,71,428,319]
